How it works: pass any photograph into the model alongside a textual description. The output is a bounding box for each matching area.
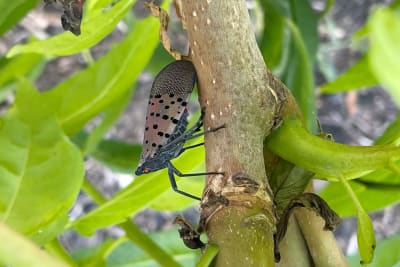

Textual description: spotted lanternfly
[135,60,224,200]
[44,0,85,35]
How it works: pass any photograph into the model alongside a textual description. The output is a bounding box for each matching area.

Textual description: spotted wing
[138,60,197,165]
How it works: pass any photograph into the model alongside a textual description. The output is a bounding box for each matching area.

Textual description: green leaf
[320,181,400,217]
[0,80,84,245]
[87,0,116,11]
[0,54,43,88]
[7,0,138,57]
[0,53,44,102]
[335,175,375,264]
[289,0,318,63]
[71,140,205,235]
[83,90,132,155]
[357,210,376,265]
[258,0,286,69]
[42,15,159,135]
[72,229,197,267]
[347,236,400,267]
[105,229,199,267]
[150,167,203,210]
[71,239,117,267]
[145,44,175,75]
[92,139,142,173]
[120,221,182,267]
[320,55,378,93]
[0,0,40,37]
[0,222,70,267]
[369,8,400,106]
[359,167,400,185]
[269,159,314,216]
[283,19,316,130]
[71,131,141,173]
[374,115,400,146]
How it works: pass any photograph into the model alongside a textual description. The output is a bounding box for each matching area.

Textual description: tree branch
[177,1,280,265]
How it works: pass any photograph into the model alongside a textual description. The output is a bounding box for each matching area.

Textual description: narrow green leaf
[357,211,376,265]
[289,0,318,63]
[87,0,116,11]
[42,15,159,135]
[0,54,43,87]
[283,19,316,130]
[359,167,400,185]
[0,80,84,244]
[145,44,175,75]
[71,131,141,173]
[105,229,199,267]
[71,141,205,235]
[150,165,203,210]
[71,239,116,267]
[336,175,375,264]
[258,0,285,69]
[374,115,400,146]
[7,0,138,57]
[81,180,181,267]
[320,181,400,217]
[83,90,132,155]
[369,8,400,106]
[0,223,70,267]
[320,55,378,93]
[0,0,40,37]
[121,221,182,267]
[92,139,142,173]
[347,236,400,267]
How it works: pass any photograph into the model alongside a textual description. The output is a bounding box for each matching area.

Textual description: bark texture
[178,1,279,266]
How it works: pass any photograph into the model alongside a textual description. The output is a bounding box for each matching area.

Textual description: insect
[135,60,224,200]
[44,0,85,35]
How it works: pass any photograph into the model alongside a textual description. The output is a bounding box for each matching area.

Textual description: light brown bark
[177,1,279,266]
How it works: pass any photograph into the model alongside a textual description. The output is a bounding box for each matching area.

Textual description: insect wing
[139,60,197,164]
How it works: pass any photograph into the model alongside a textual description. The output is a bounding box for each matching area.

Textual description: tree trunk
[178,1,279,266]
[177,1,347,266]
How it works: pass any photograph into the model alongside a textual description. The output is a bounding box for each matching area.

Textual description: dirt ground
[1,0,399,257]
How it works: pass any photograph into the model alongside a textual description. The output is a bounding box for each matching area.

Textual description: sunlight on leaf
[336,175,375,264]
[7,0,138,57]
[369,8,400,106]
[0,80,83,245]
[42,14,159,135]
[320,55,378,93]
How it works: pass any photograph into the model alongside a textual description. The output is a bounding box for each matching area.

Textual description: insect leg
[167,163,201,200]
[163,124,225,151]
[169,162,224,177]
[182,142,204,152]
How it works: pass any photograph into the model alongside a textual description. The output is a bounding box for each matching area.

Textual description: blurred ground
[0,0,399,258]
